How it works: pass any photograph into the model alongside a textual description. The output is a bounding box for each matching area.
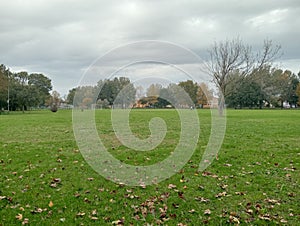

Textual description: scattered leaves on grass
[202,171,218,178]
[258,214,271,221]
[283,167,296,171]
[264,198,280,205]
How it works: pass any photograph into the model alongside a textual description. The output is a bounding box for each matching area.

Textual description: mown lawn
[0,109,299,225]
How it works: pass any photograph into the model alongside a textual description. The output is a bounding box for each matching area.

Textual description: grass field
[0,109,299,225]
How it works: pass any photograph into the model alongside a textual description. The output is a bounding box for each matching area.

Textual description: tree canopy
[0,64,53,111]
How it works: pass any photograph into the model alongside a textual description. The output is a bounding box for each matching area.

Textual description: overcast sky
[1,0,299,96]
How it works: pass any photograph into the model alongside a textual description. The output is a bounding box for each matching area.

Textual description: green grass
[0,109,299,225]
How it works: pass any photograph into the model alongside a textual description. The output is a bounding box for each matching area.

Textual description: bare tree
[204,38,281,115]
[47,90,61,112]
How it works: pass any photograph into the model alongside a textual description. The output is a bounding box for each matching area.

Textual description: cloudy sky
[1,0,299,95]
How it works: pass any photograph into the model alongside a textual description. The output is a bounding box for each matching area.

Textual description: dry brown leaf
[22,218,29,225]
[215,192,227,198]
[16,213,23,221]
[168,184,177,189]
[90,216,98,220]
[204,209,211,215]
[76,212,86,217]
[188,209,196,213]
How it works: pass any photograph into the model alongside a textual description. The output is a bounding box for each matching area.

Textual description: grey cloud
[0,0,299,95]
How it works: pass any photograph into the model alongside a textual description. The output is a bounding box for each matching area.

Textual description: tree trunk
[218,95,225,116]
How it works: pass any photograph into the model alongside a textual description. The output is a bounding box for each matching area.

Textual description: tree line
[0,64,56,112]
[67,78,214,109]
[66,70,300,110]
[225,67,300,109]
[1,38,300,112]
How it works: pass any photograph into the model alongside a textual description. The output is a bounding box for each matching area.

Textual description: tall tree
[46,91,61,112]
[178,80,198,105]
[66,88,76,104]
[98,77,136,108]
[74,86,96,108]
[205,38,281,115]
[28,73,52,106]
[226,78,265,108]
[12,72,29,112]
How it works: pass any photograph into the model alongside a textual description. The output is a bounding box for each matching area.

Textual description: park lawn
[0,109,299,225]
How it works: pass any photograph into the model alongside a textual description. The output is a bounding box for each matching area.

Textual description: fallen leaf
[90,216,98,220]
[220,184,228,190]
[22,218,29,225]
[49,201,53,208]
[112,218,125,225]
[52,178,61,183]
[188,209,196,213]
[74,193,81,198]
[258,214,271,221]
[235,191,246,195]
[178,191,185,199]
[76,212,86,217]
[194,196,210,203]
[288,192,295,197]
[229,215,240,224]
[172,203,179,208]
[215,192,227,198]
[168,184,177,189]
[265,198,280,204]
[204,209,211,215]
[245,209,253,215]
[139,183,146,189]
[16,213,23,220]
[224,163,232,167]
